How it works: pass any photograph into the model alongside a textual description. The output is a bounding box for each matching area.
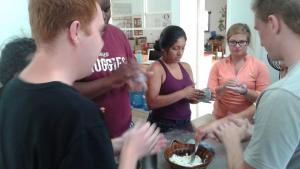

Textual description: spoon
[189,143,199,164]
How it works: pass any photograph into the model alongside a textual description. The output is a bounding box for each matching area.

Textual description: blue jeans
[147,112,190,133]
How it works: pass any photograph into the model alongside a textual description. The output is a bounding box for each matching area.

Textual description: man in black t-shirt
[1,78,118,168]
[0,1,166,169]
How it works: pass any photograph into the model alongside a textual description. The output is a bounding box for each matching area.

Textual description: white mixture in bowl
[169,153,203,167]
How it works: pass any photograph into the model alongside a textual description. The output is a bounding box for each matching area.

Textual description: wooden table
[141,114,249,169]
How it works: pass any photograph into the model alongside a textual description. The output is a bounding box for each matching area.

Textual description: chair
[209,39,225,59]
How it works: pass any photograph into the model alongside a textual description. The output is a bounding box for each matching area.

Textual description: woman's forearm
[242,89,258,103]
[147,90,185,110]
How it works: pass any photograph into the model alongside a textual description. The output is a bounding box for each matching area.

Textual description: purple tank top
[153,60,193,120]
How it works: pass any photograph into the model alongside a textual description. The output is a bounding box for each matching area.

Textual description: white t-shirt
[244,61,300,169]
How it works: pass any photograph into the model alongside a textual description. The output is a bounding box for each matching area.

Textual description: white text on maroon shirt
[92,57,126,72]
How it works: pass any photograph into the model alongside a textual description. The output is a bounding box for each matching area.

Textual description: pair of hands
[182,84,216,103]
[224,78,247,94]
[194,116,253,145]
[111,59,151,92]
[121,121,167,158]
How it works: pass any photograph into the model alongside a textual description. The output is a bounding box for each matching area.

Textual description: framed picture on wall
[134,18,142,28]
[134,30,143,36]
[204,11,211,32]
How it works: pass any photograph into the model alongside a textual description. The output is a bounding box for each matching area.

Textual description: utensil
[189,143,199,164]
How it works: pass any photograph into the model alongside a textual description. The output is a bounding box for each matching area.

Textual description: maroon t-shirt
[80,24,135,138]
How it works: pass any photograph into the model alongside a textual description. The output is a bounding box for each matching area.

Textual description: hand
[111,59,141,88]
[224,78,242,88]
[226,84,247,94]
[182,83,201,102]
[126,71,153,92]
[195,89,206,100]
[210,91,216,101]
[121,123,167,155]
[100,107,105,113]
[194,123,219,145]
[213,120,248,144]
[122,121,161,158]
[227,116,253,141]
[149,133,168,155]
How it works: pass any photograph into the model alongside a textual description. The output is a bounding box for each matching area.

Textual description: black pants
[147,112,190,133]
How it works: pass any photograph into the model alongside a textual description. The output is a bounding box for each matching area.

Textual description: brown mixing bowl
[164,139,213,169]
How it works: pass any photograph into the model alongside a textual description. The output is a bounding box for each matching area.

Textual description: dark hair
[0,37,36,86]
[154,25,187,53]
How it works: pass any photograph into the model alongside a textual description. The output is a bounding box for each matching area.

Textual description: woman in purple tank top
[145,26,214,132]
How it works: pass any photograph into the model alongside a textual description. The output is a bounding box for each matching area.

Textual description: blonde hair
[29,0,102,44]
[226,23,251,45]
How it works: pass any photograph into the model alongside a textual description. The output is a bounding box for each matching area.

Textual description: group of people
[195,0,300,169]
[0,0,166,169]
[0,0,299,169]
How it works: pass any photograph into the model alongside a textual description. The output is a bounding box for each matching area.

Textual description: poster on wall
[155,18,161,27]
[115,20,127,28]
[162,14,171,27]
[152,14,171,27]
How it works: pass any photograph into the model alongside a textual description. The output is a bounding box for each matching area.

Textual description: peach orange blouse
[208,54,271,118]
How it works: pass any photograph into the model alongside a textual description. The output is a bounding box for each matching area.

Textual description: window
[111,0,172,38]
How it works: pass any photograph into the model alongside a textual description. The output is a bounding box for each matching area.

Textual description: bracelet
[240,88,248,95]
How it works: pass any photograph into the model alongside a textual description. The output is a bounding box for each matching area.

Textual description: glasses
[228,41,248,46]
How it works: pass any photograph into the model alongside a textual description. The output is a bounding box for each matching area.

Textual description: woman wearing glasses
[207,23,271,120]
[193,23,270,141]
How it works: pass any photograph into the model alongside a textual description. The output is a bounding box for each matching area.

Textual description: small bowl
[164,139,213,169]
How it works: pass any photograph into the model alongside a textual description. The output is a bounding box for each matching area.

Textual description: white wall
[204,0,227,43]
[227,0,255,57]
[197,0,215,118]
[179,0,198,119]
[146,0,171,13]
[142,30,162,43]
[171,0,180,26]
[172,0,212,119]
[227,0,279,83]
[0,0,31,50]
